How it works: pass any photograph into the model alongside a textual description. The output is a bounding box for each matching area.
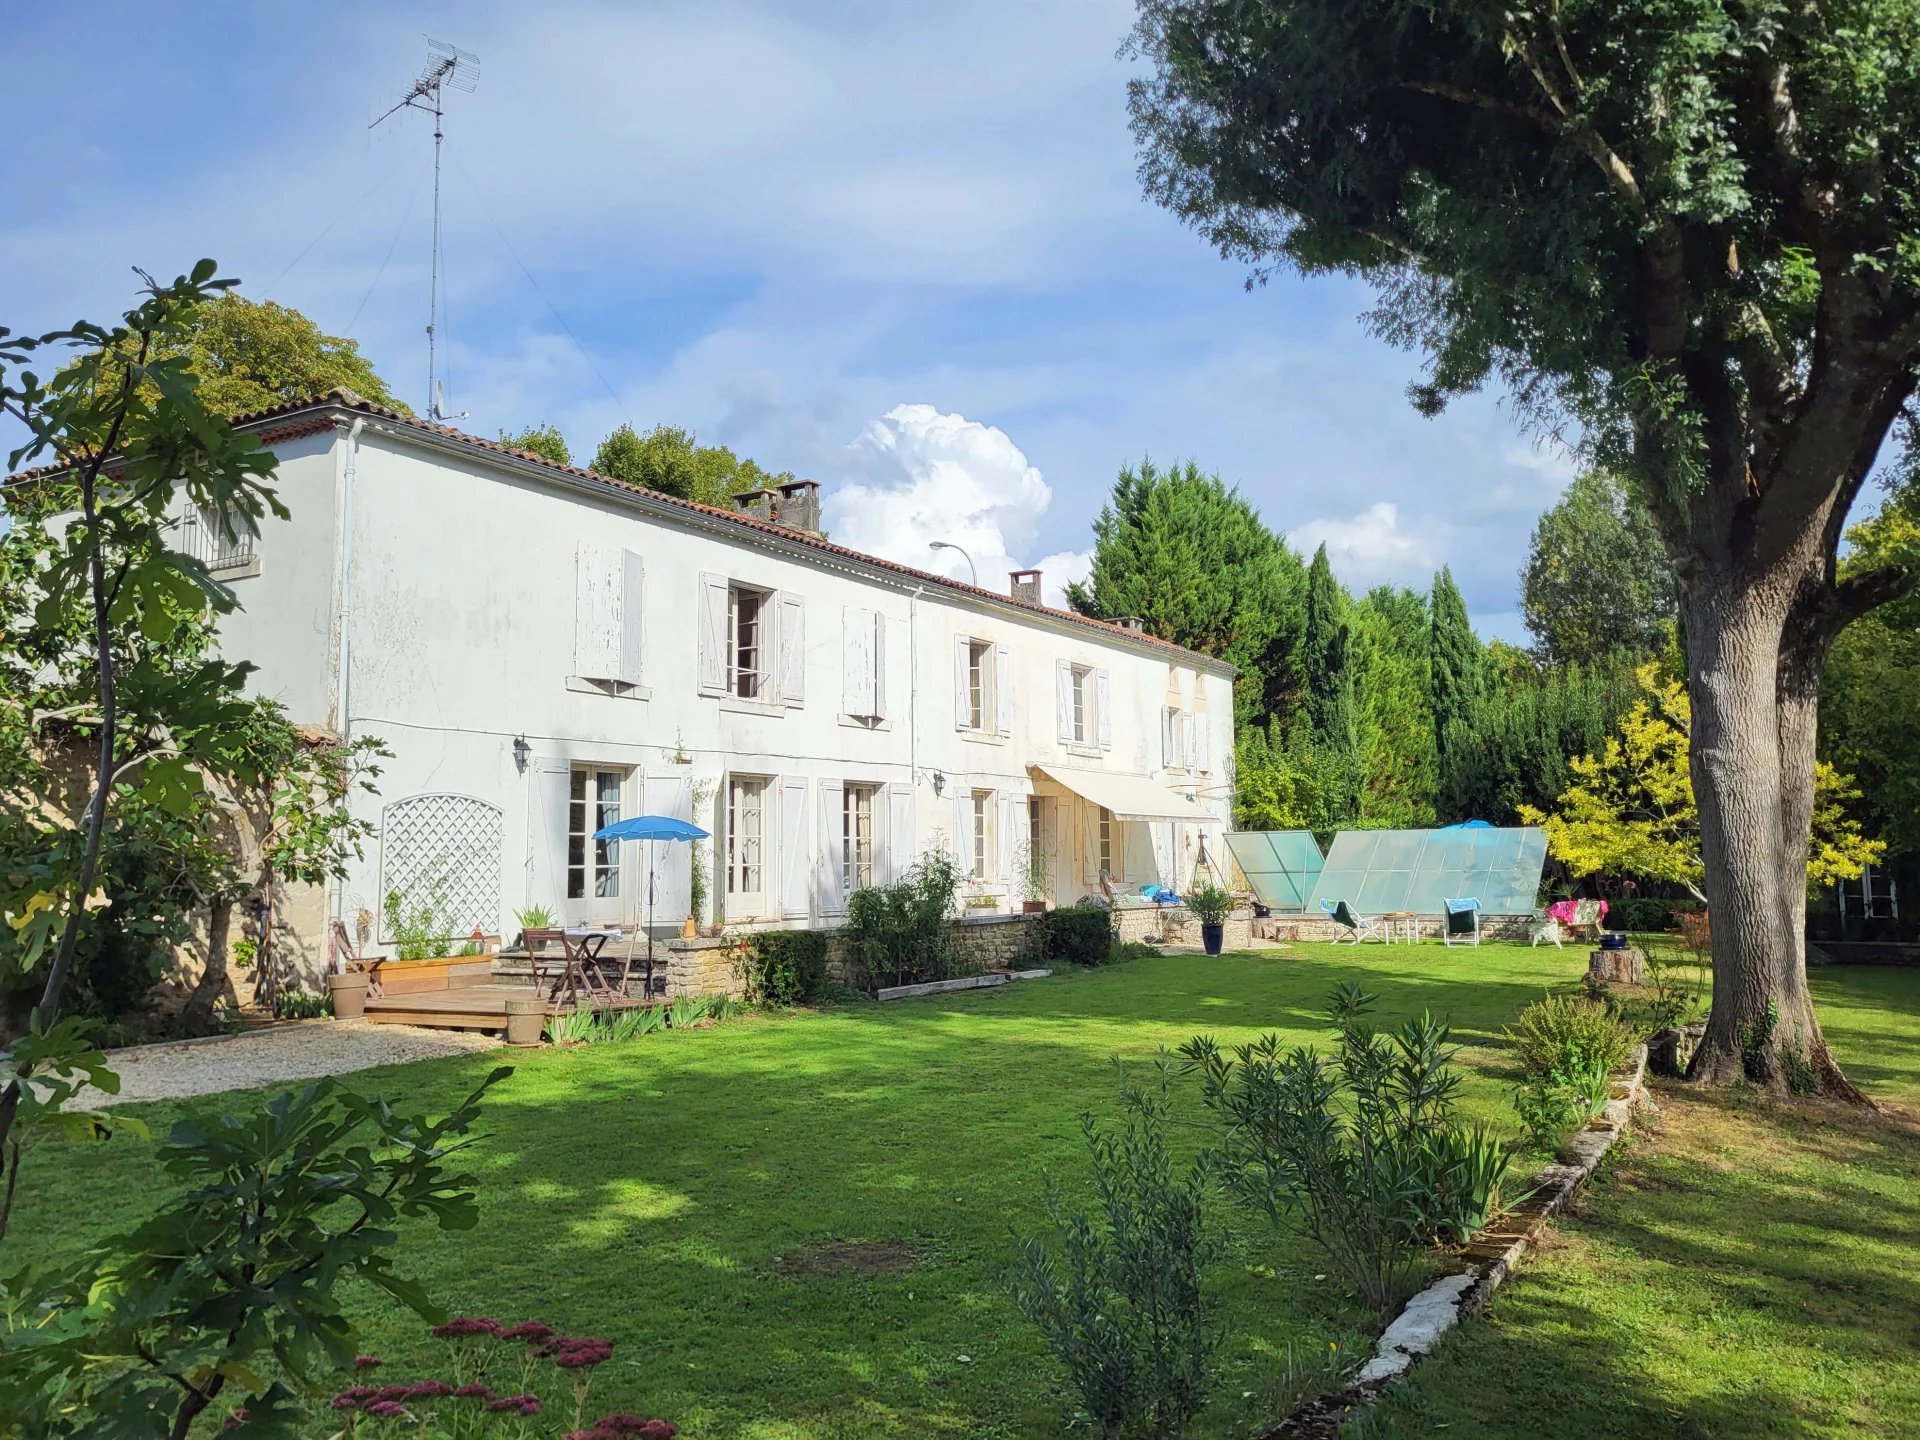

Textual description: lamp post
[929,540,977,587]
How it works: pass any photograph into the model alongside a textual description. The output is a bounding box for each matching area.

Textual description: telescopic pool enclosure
[1227,825,1548,916]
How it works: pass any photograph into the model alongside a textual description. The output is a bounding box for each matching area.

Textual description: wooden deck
[364,982,644,1032]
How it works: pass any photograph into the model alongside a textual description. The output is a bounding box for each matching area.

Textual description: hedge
[738,930,828,1006]
[1038,904,1116,966]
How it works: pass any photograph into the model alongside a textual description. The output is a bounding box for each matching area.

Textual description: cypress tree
[1300,545,1362,821]
[1430,567,1484,817]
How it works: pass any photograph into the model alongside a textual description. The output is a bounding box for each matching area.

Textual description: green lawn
[12,942,1576,1438]
[11,946,1919,1438]
[1384,964,1920,1440]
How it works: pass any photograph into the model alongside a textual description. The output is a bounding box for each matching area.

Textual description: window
[175,502,256,572]
[1098,806,1114,880]
[956,637,1006,733]
[727,776,767,904]
[567,768,624,900]
[1071,665,1091,744]
[1028,795,1042,857]
[971,790,992,880]
[967,641,992,729]
[843,783,878,892]
[730,585,768,699]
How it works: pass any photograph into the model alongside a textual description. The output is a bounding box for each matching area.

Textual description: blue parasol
[592,815,713,967]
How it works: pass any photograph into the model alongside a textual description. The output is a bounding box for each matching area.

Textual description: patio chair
[522,928,618,1007]
[1442,897,1482,948]
[1321,898,1386,945]
[1528,913,1564,948]
[329,919,387,997]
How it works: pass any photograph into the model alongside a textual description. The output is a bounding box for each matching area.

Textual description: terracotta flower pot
[327,971,369,1020]
[681,915,698,939]
[504,995,546,1047]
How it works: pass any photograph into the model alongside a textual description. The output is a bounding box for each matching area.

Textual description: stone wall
[1258,913,1537,944]
[1113,904,1253,951]
[822,913,1043,987]
[662,937,749,1001]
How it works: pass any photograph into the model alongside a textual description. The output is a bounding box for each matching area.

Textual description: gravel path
[74,1020,499,1107]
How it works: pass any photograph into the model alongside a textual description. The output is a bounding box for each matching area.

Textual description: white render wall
[220,415,1235,960]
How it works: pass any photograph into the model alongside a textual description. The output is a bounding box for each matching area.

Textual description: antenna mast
[371,37,478,421]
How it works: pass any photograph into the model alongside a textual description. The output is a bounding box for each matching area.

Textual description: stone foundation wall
[1113,905,1253,950]
[662,938,748,1001]
[823,913,1043,987]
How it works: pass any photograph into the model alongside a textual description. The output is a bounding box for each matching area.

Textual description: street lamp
[929,540,977,587]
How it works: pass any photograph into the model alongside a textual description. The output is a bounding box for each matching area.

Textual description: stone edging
[1268,1043,1650,1434]
[875,967,1052,1002]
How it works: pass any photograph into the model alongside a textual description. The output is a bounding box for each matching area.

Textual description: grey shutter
[528,760,573,912]
[1056,660,1073,742]
[871,612,888,719]
[954,637,972,728]
[697,574,728,695]
[886,783,913,884]
[1095,669,1113,749]
[780,775,809,918]
[574,544,621,681]
[778,592,806,707]
[995,644,1012,737]
[998,794,1020,884]
[952,786,972,871]
[843,607,875,716]
[818,779,845,916]
[643,773,693,929]
[619,550,646,686]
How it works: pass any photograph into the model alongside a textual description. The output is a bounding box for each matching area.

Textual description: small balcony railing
[173,507,256,571]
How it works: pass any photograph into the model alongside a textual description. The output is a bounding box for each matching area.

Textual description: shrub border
[1265,1043,1650,1435]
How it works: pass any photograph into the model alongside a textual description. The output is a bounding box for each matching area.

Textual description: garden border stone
[1266,1042,1650,1434]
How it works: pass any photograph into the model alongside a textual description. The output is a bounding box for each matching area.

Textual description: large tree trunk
[181,895,236,1032]
[1680,551,1865,1099]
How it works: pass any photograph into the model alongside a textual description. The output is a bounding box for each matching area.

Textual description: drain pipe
[329,417,365,929]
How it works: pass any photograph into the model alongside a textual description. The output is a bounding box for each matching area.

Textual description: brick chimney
[731,479,823,536]
[1009,568,1043,605]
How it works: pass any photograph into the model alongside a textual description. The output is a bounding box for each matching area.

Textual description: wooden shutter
[697,574,728,695]
[843,607,875,716]
[886,783,913,884]
[998,794,1020,884]
[619,550,646,686]
[778,592,806,707]
[1195,712,1211,771]
[952,786,972,870]
[1095,669,1113,749]
[528,760,573,911]
[818,779,845,916]
[871,612,888,720]
[1080,800,1099,885]
[1161,708,1175,767]
[1179,712,1196,769]
[994,644,1012,737]
[643,773,692,927]
[574,544,621,680]
[954,637,972,728]
[779,775,809,919]
[1056,660,1073,742]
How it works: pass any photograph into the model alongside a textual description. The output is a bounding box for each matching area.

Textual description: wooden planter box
[370,956,494,995]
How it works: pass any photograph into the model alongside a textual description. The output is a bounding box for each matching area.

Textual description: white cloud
[1288,502,1435,590]
[825,404,1086,602]
[1032,549,1093,608]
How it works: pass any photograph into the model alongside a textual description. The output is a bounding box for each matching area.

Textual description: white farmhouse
[171,392,1235,970]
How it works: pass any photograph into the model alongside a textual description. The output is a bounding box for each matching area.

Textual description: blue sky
[2,0,1583,636]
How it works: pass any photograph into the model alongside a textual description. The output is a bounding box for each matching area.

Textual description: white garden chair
[1322,898,1386,945]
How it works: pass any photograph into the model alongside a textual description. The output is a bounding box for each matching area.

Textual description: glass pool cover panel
[1310,827,1546,915]
[1223,831,1325,911]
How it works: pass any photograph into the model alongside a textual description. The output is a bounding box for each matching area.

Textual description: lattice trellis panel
[378,794,504,940]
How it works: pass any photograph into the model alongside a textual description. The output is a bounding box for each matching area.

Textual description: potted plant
[1184,883,1235,956]
[327,968,369,1019]
[964,893,998,916]
[1017,840,1052,914]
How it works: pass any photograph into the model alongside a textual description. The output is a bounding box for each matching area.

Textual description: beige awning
[1029,764,1217,823]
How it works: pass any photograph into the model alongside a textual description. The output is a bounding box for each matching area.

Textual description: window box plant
[964,894,999,916]
[1183,883,1235,955]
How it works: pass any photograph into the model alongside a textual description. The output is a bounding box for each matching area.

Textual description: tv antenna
[371,37,478,422]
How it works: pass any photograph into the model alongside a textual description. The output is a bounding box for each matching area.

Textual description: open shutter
[843,607,875,716]
[779,775,809,919]
[528,759,573,913]
[952,786,972,871]
[574,545,621,681]
[871,612,887,719]
[1178,712,1195,769]
[999,795,1020,884]
[1081,801,1099,886]
[643,773,693,929]
[619,550,646,686]
[1056,660,1073,742]
[886,783,913,884]
[954,637,972,728]
[818,780,845,916]
[1195,713,1211,771]
[697,574,728,695]
[1095,669,1113,750]
[995,644,1012,736]
[1161,708,1175,767]
[778,592,806,707]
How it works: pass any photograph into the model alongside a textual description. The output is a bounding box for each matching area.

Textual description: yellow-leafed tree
[1519,665,1880,899]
